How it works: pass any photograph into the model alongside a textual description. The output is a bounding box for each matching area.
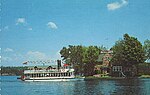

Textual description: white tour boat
[21,60,85,81]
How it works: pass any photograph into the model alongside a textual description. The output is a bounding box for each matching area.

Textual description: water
[1,76,150,95]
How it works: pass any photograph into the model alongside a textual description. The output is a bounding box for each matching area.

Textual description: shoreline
[1,75,150,80]
[85,75,150,80]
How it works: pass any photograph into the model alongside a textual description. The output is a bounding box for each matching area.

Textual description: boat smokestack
[57,60,61,70]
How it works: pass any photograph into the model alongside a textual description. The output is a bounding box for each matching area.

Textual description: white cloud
[26,51,48,60]
[16,18,26,25]
[4,48,14,52]
[107,0,128,11]
[47,22,58,29]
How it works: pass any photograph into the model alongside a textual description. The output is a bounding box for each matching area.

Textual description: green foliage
[111,40,124,65]
[60,45,85,74]
[60,45,101,76]
[60,47,70,60]
[111,34,145,66]
[83,46,101,76]
[111,34,145,77]
[84,46,101,63]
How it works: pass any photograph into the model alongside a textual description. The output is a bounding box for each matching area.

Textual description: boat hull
[23,78,85,82]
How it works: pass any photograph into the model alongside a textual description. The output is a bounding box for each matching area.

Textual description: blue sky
[1,0,150,66]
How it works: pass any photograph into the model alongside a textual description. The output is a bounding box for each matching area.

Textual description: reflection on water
[1,76,150,95]
[112,79,143,95]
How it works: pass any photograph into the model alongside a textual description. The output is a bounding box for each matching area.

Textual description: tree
[60,45,101,76]
[143,39,150,62]
[60,45,84,75]
[111,39,124,65]
[83,46,101,76]
[60,47,70,60]
[122,34,145,66]
[111,34,145,76]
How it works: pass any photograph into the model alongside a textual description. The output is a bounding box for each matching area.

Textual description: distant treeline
[0,66,27,76]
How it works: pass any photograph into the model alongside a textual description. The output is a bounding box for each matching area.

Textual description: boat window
[63,73,65,76]
[61,73,63,76]
[68,73,70,76]
[65,73,67,76]
[45,74,47,77]
[42,73,44,77]
[52,73,54,77]
[31,74,33,77]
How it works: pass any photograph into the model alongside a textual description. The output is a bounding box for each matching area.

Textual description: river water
[1,76,150,95]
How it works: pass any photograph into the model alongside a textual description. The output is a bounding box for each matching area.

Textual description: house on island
[111,64,137,77]
[94,50,137,77]
[94,50,113,77]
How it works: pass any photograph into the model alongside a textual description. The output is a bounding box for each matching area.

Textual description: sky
[1,0,150,66]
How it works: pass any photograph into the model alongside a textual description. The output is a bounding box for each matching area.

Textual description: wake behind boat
[21,60,85,81]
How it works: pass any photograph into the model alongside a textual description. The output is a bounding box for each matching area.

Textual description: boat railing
[24,69,58,73]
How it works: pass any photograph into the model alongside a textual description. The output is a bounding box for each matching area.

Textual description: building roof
[97,54,105,62]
